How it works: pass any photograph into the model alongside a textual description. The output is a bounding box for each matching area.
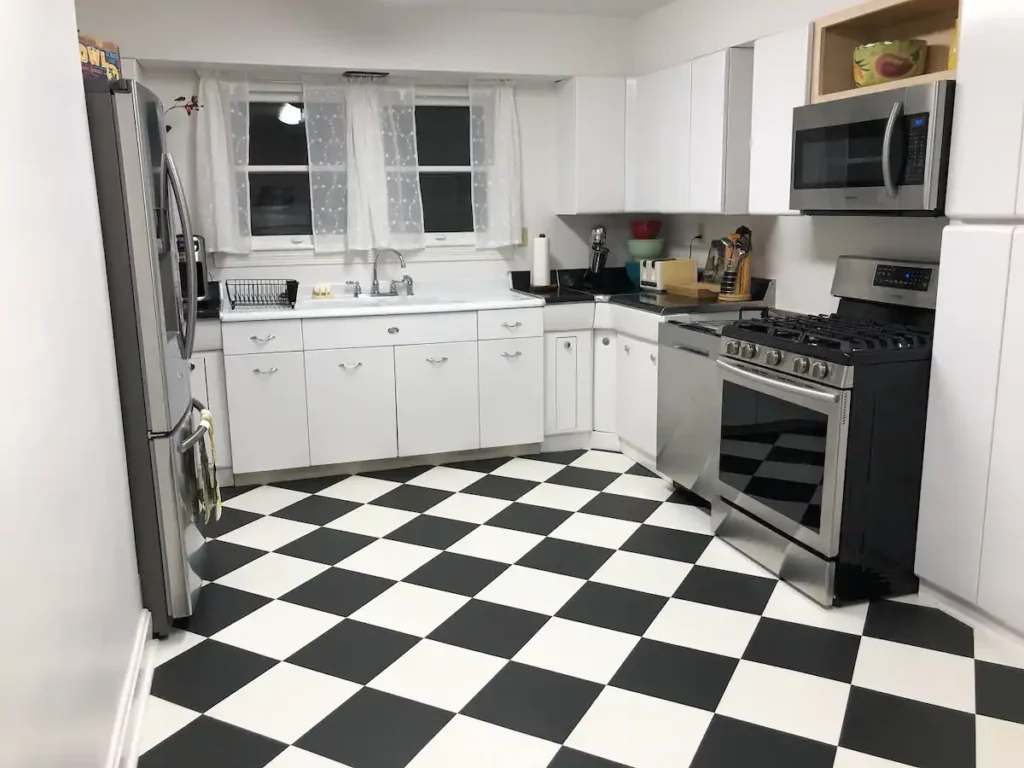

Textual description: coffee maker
[177,233,209,301]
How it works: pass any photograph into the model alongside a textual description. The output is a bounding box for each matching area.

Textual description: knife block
[718,258,752,302]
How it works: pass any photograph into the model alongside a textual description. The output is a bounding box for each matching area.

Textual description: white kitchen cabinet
[225,351,309,474]
[544,331,594,435]
[192,351,232,470]
[629,64,691,213]
[593,332,618,435]
[749,25,812,215]
[395,342,480,457]
[616,335,658,459]
[479,338,544,449]
[305,346,397,467]
[557,77,626,214]
[189,357,208,406]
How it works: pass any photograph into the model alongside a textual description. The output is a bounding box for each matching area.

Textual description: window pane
[416,106,471,166]
[420,172,473,233]
[249,172,311,236]
[249,102,308,166]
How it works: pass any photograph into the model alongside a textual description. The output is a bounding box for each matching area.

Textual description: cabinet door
[558,77,626,214]
[193,351,232,469]
[660,63,692,213]
[305,346,397,466]
[555,335,579,433]
[395,341,480,457]
[617,336,659,458]
[189,357,209,406]
[749,25,812,215]
[689,50,729,213]
[224,352,310,474]
[593,332,618,434]
[479,338,544,449]
[632,72,662,213]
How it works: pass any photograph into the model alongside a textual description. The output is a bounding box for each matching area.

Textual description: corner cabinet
[557,77,627,214]
[616,335,658,460]
[545,331,594,436]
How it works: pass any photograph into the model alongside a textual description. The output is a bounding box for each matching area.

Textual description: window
[415,105,475,237]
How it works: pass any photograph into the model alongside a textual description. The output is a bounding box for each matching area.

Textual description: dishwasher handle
[670,343,711,359]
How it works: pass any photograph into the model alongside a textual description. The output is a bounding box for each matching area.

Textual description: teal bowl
[627,239,665,260]
[625,261,642,289]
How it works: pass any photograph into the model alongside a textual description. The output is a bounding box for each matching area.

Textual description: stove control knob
[793,357,810,375]
[740,343,759,359]
[811,361,830,380]
[725,340,740,356]
[765,350,783,366]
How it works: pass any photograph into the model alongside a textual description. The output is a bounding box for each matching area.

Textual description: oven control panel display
[873,264,932,292]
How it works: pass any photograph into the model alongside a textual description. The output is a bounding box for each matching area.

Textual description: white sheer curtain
[303,83,348,254]
[196,75,251,254]
[470,82,523,249]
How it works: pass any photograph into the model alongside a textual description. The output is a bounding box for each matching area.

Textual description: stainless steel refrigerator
[85,79,206,637]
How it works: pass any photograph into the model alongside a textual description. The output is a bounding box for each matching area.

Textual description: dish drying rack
[225,279,299,310]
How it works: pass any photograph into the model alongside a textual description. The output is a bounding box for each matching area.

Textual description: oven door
[715,359,851,559]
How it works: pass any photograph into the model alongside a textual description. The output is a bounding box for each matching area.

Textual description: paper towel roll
[531,235,551,287]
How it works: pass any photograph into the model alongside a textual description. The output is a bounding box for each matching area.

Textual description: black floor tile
[405,552,508,597]
[611,638,738,711]
[448,456,515,473]
[372,484,453,513]
[976,660,1024,725]
[287,620,419,684]
[675,566,777,615]
[531,450,588,465]
[620,525,712,563]
[281,568,395,617]
[180,584,271,637]
[428,599,549,658]
[360,465,433,483]
[840,686,977,768]
[548,748,631,768]
[692,715,836,768]
[271,495,359,526]
[743,617,861,683]
[386,514,475,548]
[667,484,712,509]
[196,540,265,581]
[276,528,375,565]
[138,715,286,768]
[486,503,574,535]
[463,662,602,743]
[198,507,261,539]
[517,537,615,579]
[863,599,975,657]
[220,484,257,501]
[297,688,453,768]
[270,474,348,494]
[558,582,667,635]
[626,463,659,478]
[547,466,620,491]
[463,474,539,501]
[577,493,661,522]
[151,640,276,711]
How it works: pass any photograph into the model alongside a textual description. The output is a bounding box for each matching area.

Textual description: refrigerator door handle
[166,153,197,358]
[179,398,208,454]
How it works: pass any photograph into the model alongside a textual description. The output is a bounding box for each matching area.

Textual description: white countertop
[219,279,543,322]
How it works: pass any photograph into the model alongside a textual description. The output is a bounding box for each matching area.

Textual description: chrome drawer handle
[624,344,631,353]
[250,334,276,344]
[426,357,449,364]
[339,362,363,370]
[388,327,400,334]
[253,367,279,375]
[501,351,522,359]
[502,322,523,329]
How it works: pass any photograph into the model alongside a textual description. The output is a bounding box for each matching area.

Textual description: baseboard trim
[105,610,152,768]
[590,431,621,452]
[917,580,1024,645]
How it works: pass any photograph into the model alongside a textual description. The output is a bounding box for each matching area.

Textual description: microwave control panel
[903,114,929,186]
[874,264,933,292]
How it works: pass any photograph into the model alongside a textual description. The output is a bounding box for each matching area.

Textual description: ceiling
[371,0,673,17]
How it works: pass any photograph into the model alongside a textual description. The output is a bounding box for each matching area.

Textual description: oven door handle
[882,100,903,198]
[717,360,840,404]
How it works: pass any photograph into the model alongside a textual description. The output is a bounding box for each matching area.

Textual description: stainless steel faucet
[371,248,406,296]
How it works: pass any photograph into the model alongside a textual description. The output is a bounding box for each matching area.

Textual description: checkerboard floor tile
[143,449,1024,768]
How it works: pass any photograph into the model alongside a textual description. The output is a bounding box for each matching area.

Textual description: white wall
[0,2,145,766]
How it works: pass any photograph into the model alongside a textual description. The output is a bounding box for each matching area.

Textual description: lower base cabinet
[544,331,594,435]
[305,346,398,466]
[395,341,480,457]
[479,337,544,448]
[616,334,658,458]
[224,351,310,474]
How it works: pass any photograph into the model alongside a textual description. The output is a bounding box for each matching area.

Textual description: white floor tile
[336,539,440,580]
[603,475,674,502]
[317,475,400,503]
[476,565,586,616]
[517,483,598,513]
[408,466,486,492]
[977,715,1024,768]
[351,582,469,637]
[644,598,759,658]
[513,617,639,684]
[138,697,199,753]
[570,450,637,474]
[566,686,712,768]
[407,715,559,768]
[217,516,318,552]
[763,582,869,636]
[211,600,341,660]
[549,513,639,549]
[694,537,774,578]
[590,551,692,597]
[643,502,712,535]
[150,630,205,667]
[447,526,544,564]
[833,748,914,767]
[490,457,561,482]
[716,660,850,745]
[208,663,359,744]
[223,486,310,514]
[852,637,976,713]
[369,639,505,712]
[974,625,1024,671]
[424,493,511,524]
[215,553,328,599]
[324,504,417,537]
[265,747,353,768]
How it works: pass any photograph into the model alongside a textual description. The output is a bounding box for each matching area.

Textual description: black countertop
[197,281,222,319]
[509,270,595,303]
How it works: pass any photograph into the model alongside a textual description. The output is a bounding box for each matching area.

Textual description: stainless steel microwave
[790,81,955,216]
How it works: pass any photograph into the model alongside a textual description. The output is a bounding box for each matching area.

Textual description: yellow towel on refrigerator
[195,409,222,524]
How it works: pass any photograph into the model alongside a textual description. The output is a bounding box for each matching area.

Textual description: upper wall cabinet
[557,77,626,215]
[627,65,691,213]
[749,25,813,215]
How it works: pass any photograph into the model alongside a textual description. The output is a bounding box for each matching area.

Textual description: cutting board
[667,281,721,299]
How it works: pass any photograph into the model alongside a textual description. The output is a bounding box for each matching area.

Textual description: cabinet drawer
[479,338,544,448]
[303,312,476,351]
[478,308,544,340]
[222,320,303,355]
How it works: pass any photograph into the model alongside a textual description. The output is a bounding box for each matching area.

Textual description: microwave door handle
[166,153,198,359]
[717,359,840,405]
[882,100,904,198]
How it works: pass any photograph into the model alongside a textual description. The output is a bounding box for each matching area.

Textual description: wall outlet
[522,226,529,244]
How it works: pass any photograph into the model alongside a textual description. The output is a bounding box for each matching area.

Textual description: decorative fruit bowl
[853,40,928,88]
[631,220,663,240]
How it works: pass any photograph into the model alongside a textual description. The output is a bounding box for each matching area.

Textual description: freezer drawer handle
[178,398,209,454]
[253,367,279,375]
[250,334,277,344]
[426,357,449,365]
[501,351,522,359]
[339,362,363,370]
[502,322,523,330]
